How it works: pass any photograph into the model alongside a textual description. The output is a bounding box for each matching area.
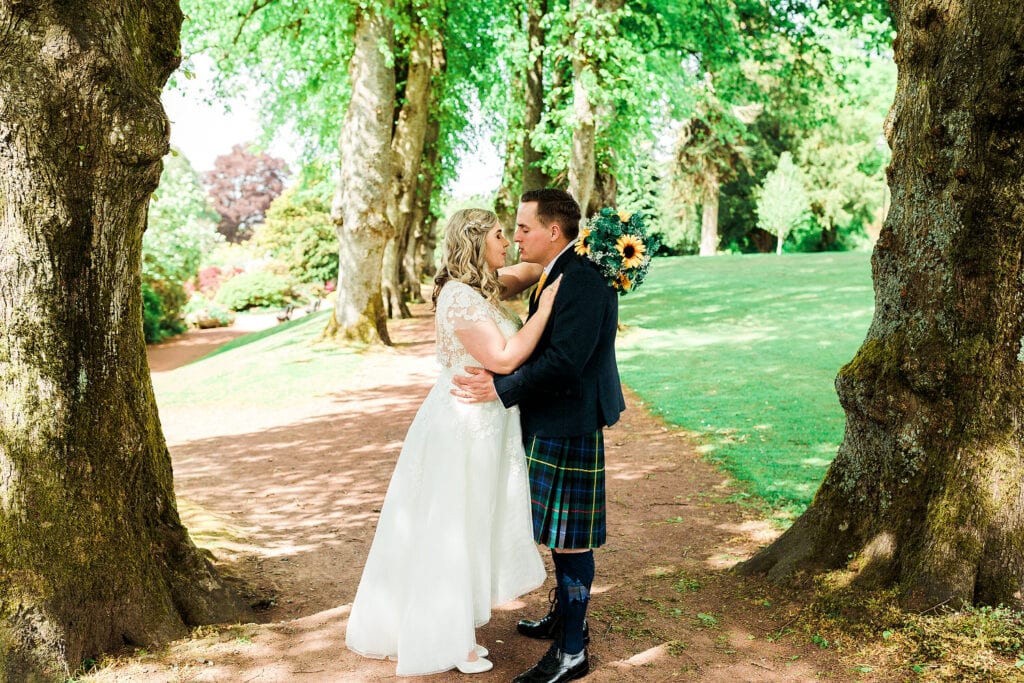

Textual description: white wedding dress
[345,281,546,676]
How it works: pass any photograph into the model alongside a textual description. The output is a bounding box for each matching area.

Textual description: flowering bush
[196,265,242,297]
[575,208,659,294]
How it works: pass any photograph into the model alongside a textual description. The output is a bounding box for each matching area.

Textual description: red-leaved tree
[203,143,288,242]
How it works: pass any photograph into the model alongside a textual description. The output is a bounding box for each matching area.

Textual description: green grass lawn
[152,253,872,514]
[617,251,875,515]
[151,310,364,409]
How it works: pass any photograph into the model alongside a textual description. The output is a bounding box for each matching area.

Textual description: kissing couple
[346,188,625,682]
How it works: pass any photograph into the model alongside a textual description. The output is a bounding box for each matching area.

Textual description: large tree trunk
[0,4,249,680]
[327,3,396,344]
[383,18,434,319]
[698,178,720,256]
[405,41,445,295]
[522,0,551,192]
[567,0,596,214]
[587,164,617,215]
[405,32,444,304]
[738,0,1024,611]
[567,0,623,214]
[496,123,521,237]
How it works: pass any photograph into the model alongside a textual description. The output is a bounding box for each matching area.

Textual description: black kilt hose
[525,432,606,549]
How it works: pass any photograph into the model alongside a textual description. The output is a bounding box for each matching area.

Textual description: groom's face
[514,201,559,265]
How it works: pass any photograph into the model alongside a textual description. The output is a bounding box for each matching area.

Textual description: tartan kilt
[524,431,606,549]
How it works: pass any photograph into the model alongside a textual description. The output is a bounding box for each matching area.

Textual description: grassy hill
[617,251,874,515]
[153,253,874,516]
[151,311,364,409]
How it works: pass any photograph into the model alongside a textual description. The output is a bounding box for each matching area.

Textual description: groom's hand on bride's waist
[451,366,497,403]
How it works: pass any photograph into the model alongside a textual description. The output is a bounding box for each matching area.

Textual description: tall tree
[326,2,396,344]
[184,0,513,337]
[203,144,288,242]
[673,85,759,256]
[755,151,811,254]
[523,0,552,192]
[567,0,624,214]
[383,4,444,319]
[739,0,1024,609]
[0,3,248,680]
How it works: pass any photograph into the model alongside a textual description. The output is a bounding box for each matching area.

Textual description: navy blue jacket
[494,249,625,437]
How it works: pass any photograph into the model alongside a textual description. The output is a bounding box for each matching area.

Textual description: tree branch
[233,0,280,45]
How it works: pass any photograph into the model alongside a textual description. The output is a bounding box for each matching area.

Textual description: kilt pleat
[524,431,606,549]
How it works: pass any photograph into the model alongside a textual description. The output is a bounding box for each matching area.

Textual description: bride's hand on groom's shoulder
[537,275,562,313]
[451,366,497,403]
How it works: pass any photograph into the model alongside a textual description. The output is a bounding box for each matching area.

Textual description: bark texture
[738,0,1024,610]
[383,19,433,319]
[0,3,249,680]
[567,0,622,215]
[328,3,396,345]
[698,179,720,257]
[406,46,444,290]
[522,0,551,192]
[567,0,596,213]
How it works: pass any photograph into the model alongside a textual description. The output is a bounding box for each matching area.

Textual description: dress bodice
[435,281,522,370]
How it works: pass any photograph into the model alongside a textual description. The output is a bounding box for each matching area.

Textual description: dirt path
[89,307,847,682]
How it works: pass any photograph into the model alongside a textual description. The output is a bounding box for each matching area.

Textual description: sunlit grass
[152,310,364,408]
[618,251,874,513]
[151,253,874,511]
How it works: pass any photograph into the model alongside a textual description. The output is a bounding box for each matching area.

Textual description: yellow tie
[532,271,548,303]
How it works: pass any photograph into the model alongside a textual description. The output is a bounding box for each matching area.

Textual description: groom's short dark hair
[521,188,582,240]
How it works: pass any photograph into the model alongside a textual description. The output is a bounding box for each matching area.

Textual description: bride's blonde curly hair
[432,208,505,307]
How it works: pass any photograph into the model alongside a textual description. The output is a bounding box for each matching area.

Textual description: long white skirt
[345,370,546,676]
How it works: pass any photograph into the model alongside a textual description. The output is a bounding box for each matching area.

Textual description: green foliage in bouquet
[575,208,659,294]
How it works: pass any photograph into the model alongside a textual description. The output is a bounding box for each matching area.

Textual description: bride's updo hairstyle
[432,208,505,307]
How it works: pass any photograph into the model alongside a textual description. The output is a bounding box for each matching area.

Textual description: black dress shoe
[518,588,560,639]
[516,609,590,643]
[517,604,560,639]
[518,589,591,642]
[512,645,589,683]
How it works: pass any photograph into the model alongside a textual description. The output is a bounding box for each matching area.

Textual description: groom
[453,188,625,682]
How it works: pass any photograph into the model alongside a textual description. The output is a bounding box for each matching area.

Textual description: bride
[345,208,559,676]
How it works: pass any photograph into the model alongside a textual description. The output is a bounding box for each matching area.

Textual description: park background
[3,0,1023,681]
[128,0,1023,680]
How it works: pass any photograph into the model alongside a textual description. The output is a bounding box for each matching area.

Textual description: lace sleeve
[439,281,494,331]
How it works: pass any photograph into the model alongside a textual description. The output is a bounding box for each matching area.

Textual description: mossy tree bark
[522,0,551,193]
[383,12,435,320]
[0,3,250,680]
[327,1,396,345]
[698,176,720,257]
[404,39,445,290]
[567,0,623,216]
[738,0,1024,610]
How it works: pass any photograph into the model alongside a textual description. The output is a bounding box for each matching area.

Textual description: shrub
[255,172,338,286]
[184,294,236,329]
[142,283,165,343]
[141,280,187,343]
[214,271,294,311]
[196,265,242,297]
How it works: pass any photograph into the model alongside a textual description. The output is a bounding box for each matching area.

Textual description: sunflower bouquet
[574,207,658,294]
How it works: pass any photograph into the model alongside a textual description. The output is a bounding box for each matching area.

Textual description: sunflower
[614,272,632,291]
[575,226,592,256]
[617,210,632,223]
[615,234,646,270]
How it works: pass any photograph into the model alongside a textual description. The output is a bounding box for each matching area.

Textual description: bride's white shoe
[473,644,489,658]
[456,656,493,674]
